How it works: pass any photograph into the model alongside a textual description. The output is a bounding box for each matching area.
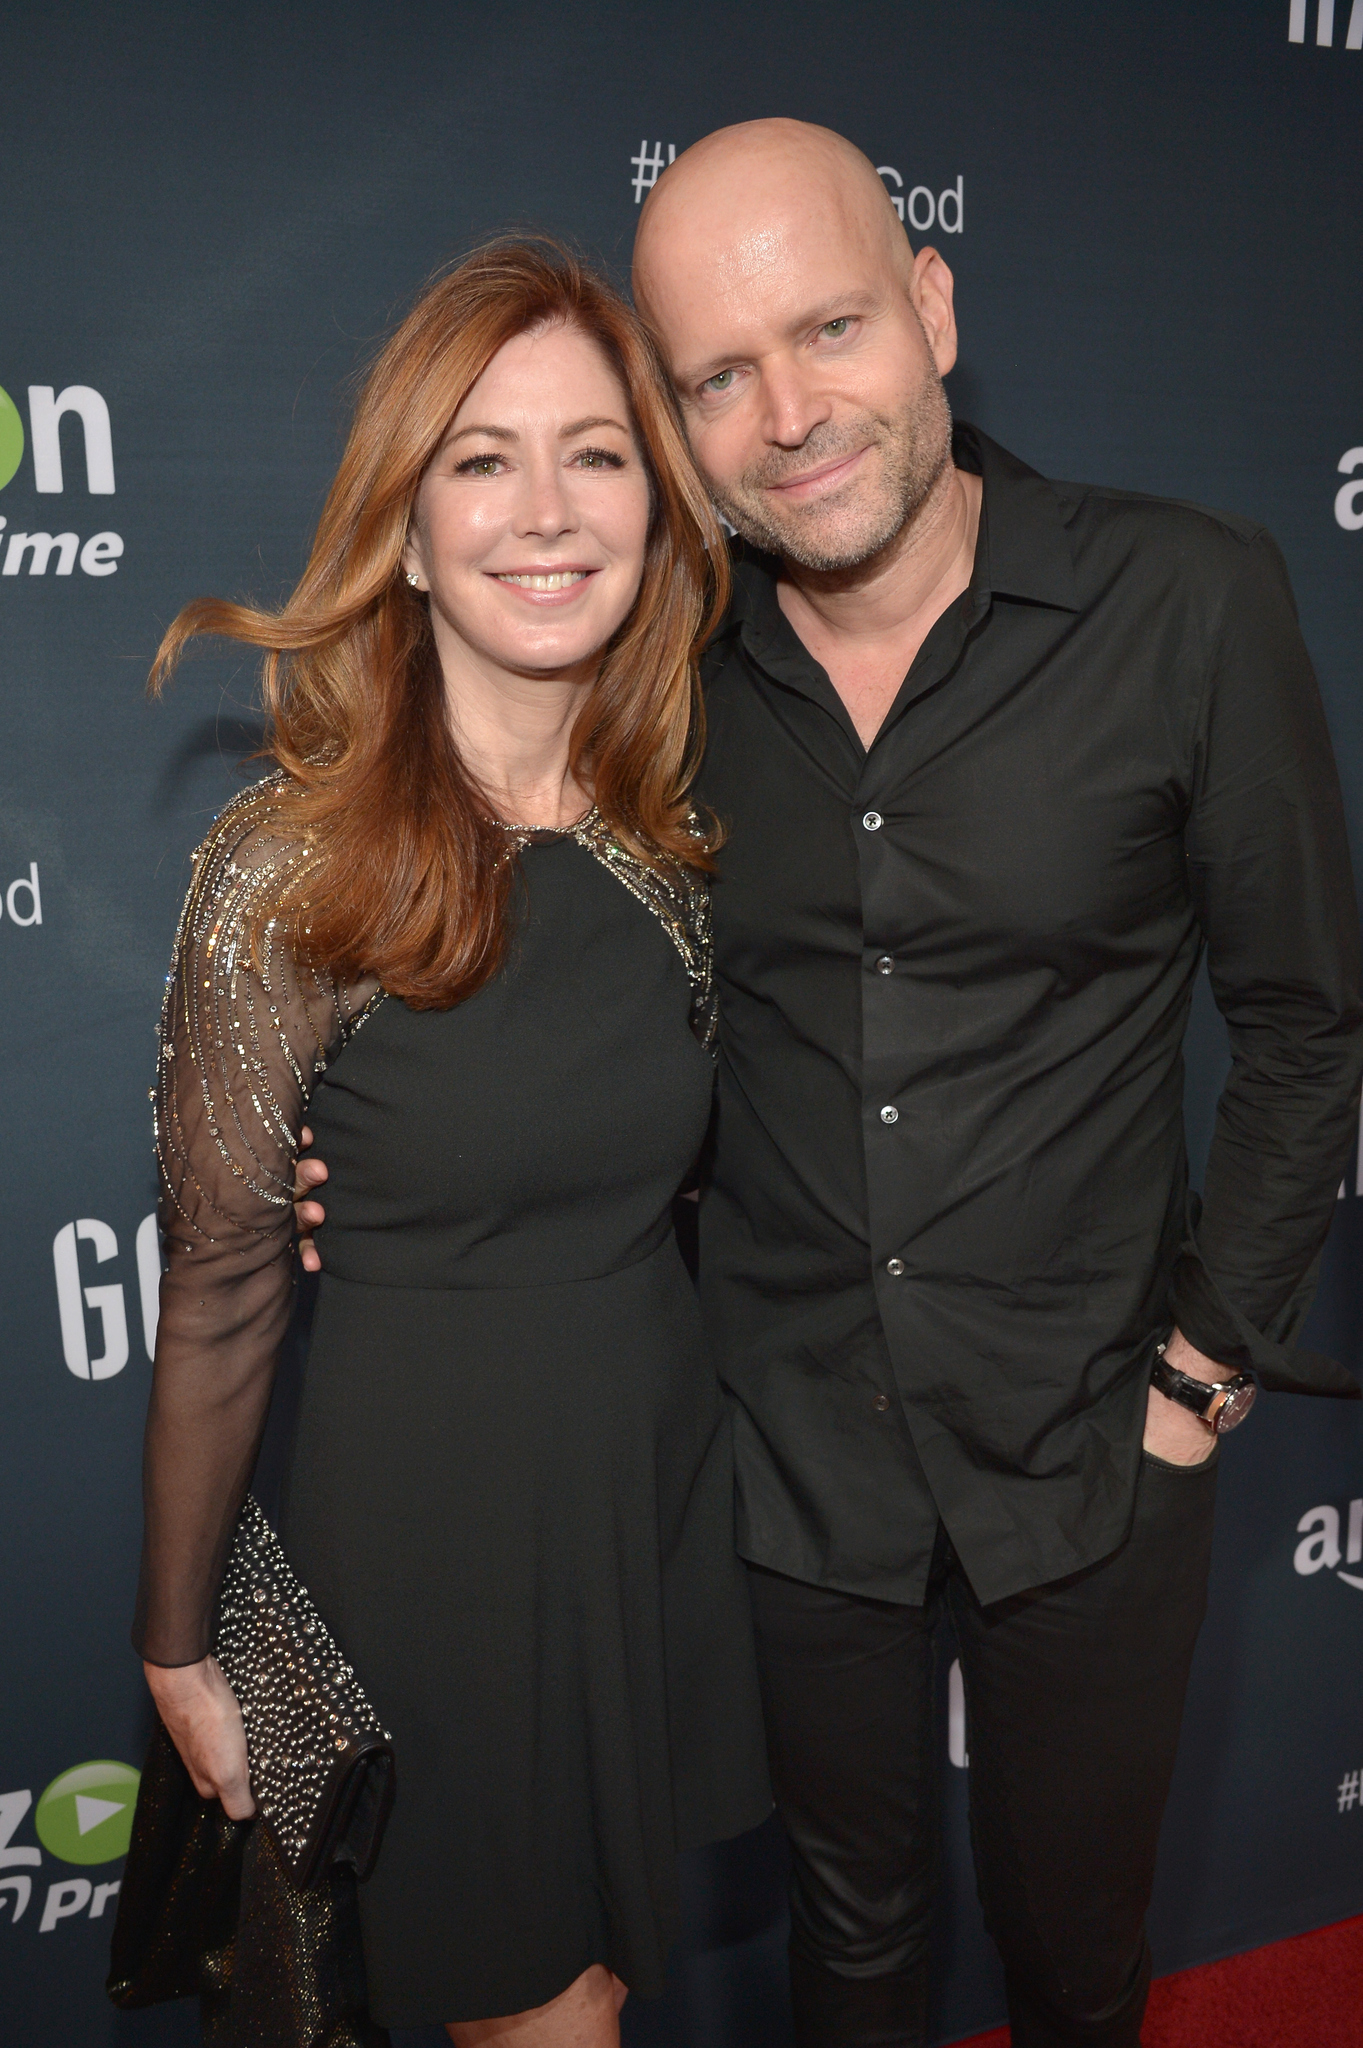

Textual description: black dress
[134,780,770,2027]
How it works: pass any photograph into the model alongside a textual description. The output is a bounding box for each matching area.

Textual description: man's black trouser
[747,1448,1219,2048]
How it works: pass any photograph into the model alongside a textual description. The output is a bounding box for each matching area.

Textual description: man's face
[637,185,958,572]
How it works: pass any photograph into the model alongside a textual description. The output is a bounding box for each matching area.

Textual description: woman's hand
[144,1655,256,1819]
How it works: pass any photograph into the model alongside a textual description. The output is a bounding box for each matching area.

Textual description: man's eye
[703,369,736,393]
[822,318,850,338]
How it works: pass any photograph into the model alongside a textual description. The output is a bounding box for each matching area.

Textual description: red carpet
[951,1914,1363,2047]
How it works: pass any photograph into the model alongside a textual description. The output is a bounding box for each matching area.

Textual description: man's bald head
[631,118,960,575]
[633,119,911,324]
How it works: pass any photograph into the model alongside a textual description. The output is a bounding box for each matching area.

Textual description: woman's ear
[400,526,427,591]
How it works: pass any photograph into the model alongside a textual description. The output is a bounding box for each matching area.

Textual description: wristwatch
[1152,1343,1256,1434]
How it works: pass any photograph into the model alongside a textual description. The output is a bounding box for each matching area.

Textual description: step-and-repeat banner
[2,4,1361,2043]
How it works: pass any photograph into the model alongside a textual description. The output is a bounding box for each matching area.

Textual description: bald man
[628,121,1362,2048]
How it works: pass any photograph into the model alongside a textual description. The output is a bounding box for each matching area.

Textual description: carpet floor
[953,1913,1363,2047]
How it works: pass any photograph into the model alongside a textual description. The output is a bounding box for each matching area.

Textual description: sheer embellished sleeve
[133,779,381,1667]
[571,807,717,1052]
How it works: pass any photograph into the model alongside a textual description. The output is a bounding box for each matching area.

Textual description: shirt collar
[954,421,1080,613]
[720,419,1081,665]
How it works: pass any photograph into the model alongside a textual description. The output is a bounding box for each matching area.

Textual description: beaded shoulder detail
[154,775,383,1245]
[501,807,717,1052]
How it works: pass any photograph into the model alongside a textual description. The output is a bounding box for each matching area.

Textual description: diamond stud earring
[405,571,421,589]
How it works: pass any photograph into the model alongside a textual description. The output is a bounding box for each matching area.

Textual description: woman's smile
[490,566,598,603]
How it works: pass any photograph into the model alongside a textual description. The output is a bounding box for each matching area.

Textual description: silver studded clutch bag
[213,1494,396,1891]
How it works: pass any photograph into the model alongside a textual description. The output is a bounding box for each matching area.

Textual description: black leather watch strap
[1151,1348,1257,1434]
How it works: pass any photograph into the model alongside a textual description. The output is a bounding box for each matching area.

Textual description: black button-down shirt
[694,424,1363,1607]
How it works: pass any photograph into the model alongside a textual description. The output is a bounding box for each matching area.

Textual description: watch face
[1214,1383,1257,1433]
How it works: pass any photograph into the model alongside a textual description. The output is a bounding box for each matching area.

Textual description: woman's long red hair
[151,239,729,1008]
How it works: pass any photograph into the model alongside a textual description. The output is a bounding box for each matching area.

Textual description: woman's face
[404,323,652,685]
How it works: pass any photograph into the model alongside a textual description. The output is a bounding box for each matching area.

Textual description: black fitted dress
[135,779,770,2027]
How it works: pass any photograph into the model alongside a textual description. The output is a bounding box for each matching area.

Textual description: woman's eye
[703,369,736,394]
[822,318,850,338]
[574,447,625,470]
[455,454,503,477]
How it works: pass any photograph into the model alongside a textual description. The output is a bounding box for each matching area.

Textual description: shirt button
[886,1257,905,1277]
[862,810,883,831]
[873,1393,890,1412]
[880,1105,898,1124]
[875,955,894,975]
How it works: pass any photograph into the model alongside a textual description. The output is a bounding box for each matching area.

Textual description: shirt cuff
[1170,1192,1359,1398]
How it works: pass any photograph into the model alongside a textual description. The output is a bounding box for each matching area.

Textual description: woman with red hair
[134,241,769,2046]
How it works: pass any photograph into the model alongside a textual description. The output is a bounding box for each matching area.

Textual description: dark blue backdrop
[2,4,1361,2043]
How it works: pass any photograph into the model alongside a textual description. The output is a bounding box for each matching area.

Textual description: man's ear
[910,246,959,379]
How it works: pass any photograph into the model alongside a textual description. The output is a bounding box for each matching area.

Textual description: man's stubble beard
[708,363,953,573]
